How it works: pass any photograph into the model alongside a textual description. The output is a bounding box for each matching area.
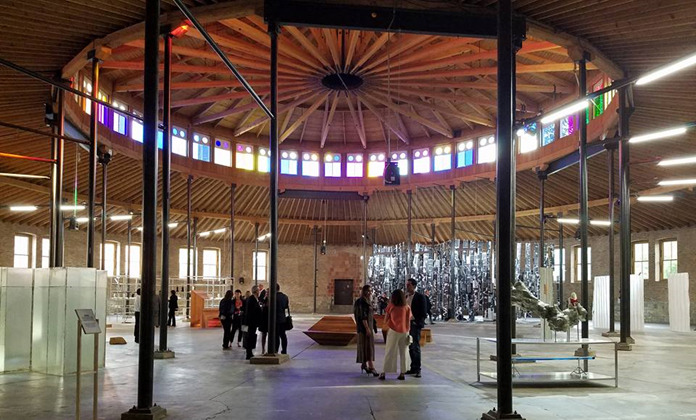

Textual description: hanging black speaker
[383,161,400,186]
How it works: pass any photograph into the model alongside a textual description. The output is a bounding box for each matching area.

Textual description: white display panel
[0,268,34,372]
[668,273,690,332]
[592,276,610,330]
[630,274,644,332]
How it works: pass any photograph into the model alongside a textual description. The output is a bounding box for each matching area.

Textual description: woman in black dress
[219,290,234,349]
[353,285,378,376]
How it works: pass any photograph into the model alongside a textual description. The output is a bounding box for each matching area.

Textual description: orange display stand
[190,290,221,328]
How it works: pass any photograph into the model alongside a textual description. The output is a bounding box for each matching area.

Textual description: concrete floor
[1,316,695,419]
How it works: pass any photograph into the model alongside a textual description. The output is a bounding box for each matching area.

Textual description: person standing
[242,285,263,360]
[167,290,178,327]
[275,284,290,354]
[353,285,378,376]
[405,278,427,377]
[230,289,244,347]
[219,290,234,349]
[425,289,435,325]
[133,288,141,344]
[379,289,412,380]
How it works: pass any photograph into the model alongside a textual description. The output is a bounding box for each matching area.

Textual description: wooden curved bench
[303,316,358,346]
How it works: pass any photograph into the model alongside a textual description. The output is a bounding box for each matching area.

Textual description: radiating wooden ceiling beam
[116,78,307,93]
[284,26,333,69]
[320,92,340,148]
[371,87,495,127]
[352,32,391,70]
[361,91,453,138]
[172,83,310,108]
[233,90,320,136]
[376,79,573,94]
[343,30,360,72]
[358,96,410,145]
[357,34,436,75]
[346,93,367,149]
[377,62,598,81]
[323,28,342,70]
[280,91,331,142]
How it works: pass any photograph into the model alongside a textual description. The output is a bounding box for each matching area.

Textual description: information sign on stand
[75,309,101,420]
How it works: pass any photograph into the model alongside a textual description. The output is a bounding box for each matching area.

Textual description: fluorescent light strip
[0,173,50,179]
[75,217,90,223]
[110,214,133,221]
[9,205,38,212]
[257,233,271,241]
[557,218,579,224]
[629,127,687,144]
[199,231,211,237]
[540,100,589,124]
[589,220,612,226]
[658,155,696,167]
[658,179,696,186]
[168,222,178,228]
[637,195,673,202]
[213,228,226,234]
[61,205,86,211]
[635,52,696,85]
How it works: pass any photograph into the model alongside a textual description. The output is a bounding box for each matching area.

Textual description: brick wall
[0,221,365,314]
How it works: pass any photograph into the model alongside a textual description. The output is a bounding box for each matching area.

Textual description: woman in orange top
[379,289,412,380]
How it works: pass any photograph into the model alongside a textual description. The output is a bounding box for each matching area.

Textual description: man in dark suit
[242,285,263,360]
[405,278,427,377]
[275,284,290,355]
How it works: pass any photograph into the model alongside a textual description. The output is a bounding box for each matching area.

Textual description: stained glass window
[346,153,363,177]
[389,152,408,176]
[280,151,298,175]
[456,140,474,167]
[542,123,555,146]
[258,147,270,173]
[236,144,254,171]
[413,148,431,174]
[112,101,127,135]
[324,153,341,177]
[367,153,386,178]
[172,127,188,157]
[478,136,496,163]
[560,115,576,138]
[214,139,232,167]
[433,145,452,171]
[518,123,539,153]
[192,133,210,161]
[302,152,320,177]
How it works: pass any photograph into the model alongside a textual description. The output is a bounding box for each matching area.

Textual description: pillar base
[617,342,633,351]
[250,353,290,365]
[482,408,526,419]
[601,331,620,337]
[154,350,175,359]
[625,336,635,344]
[121,404,167,420]
[574,347,596,357]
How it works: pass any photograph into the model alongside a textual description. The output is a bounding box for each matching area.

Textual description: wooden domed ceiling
[104,15,588,148]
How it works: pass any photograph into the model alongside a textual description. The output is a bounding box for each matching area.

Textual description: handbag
[284,307,293,331]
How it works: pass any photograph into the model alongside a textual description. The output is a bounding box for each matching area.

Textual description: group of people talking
[354,278,427,380]
[218,281,291,359]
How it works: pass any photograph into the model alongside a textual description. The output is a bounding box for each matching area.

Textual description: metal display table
[477,337,618,387]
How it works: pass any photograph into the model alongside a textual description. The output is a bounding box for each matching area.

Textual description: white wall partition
[667,273,691,332]
[0,268,34,372]
[592,276,610,330]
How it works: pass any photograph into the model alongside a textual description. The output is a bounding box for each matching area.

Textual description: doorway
[333,279,354,306]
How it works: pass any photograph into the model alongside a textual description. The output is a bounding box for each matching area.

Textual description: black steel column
[267,7,280,355]
[159,32,173,353]
[230,184,236,279]
[100,154,108,271]
[313,225,318,313]
[483,0,521,417]
[125,0,161,414]
[538,174,546,268]
[606,145,617,335]
[449,185,456,319]
[186,175,192,320]
[618,87,633,349]
[192,217,198,279]
[362,196,368,285]
[558,212,564,308]
[49,89,65,267]
[87,54,100,268]
[577,57,590,340]
[407,190,413,278]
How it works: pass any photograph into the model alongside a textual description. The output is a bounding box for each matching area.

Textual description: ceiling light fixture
[658,179,696,186]
[75,217,90,223]
[9,205,38,212]
[168,222,178,228]
[213,228,226,234]
[61,204,85,211]
[0,173,50,179]
[629,126,688,144]
[199,231,211,237]
[257,233,271,241]
[557,218,580,224]
[589,220,612,226]
[110,214,133,221]
[635,51,696,85]
[657,155,696,166]
[637,195,674,202]
[540,100,589,124]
